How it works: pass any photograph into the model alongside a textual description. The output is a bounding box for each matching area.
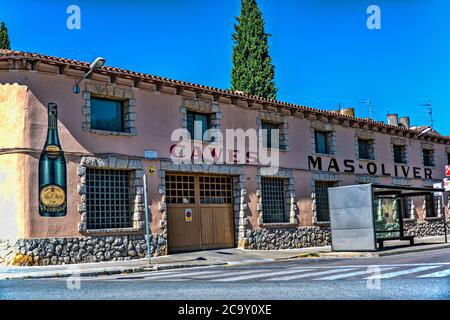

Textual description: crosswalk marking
[365,266,441,280]
[191,269,262,280]
[135,269,224,281]
[417,268,450,278]
[212,268,314,282]
[264,268,357,281]
[315,267,397,281]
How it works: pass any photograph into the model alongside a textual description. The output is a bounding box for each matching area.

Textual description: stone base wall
[243,227,331,250]
[404,220,449,238]
[0,234,167,266]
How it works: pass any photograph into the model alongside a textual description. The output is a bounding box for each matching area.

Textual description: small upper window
[447,153,450,166]
[91,97,124,132]
[393,145,407,164]
[187,111,211,141]
[315,131,329,154]
[358,139,374,160]
[423,149,434,167]
[261,121,280,149]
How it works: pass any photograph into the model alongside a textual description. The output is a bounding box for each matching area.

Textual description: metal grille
[358,139,370,159]
[86,169,132,230]
[166,175,195,204]
[200,176,232,204]
[315,181,337,222]
[261,177,287,223]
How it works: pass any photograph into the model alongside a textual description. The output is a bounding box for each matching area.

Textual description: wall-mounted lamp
[73,57,106,94]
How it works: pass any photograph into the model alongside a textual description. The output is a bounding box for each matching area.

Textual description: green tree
[0,21,11,50]
[231,0,277,100]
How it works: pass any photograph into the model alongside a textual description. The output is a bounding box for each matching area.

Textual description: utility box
[328,184,377,252]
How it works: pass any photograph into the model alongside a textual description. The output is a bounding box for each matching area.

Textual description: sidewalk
[1,236,448,280]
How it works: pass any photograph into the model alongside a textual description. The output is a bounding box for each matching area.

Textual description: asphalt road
[1,248,449,300]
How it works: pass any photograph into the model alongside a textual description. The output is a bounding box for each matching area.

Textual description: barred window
[261,177,287,223]
[261,121,280,149]
[86,169,132,230]
[166,175,195,204]
[315,181,338,222]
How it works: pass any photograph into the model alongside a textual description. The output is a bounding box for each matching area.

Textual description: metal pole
[444,194,448,244]
[143,174,151,266]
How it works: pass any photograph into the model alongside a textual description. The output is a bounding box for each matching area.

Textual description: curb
[376,243,450,257]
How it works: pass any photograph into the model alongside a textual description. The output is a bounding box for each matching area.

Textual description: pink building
[0,50,448,266]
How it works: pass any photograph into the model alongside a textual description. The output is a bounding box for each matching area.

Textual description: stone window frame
[77,156,145,235]
[310,122,337,156]
[311,172,341,225]
[157,161,248,248]
[180,97,222,143]
[390,137,409,164]
[256,168,297,227]
[82,82,137,136]
[421,142,436,168]
[256,112,289,151]
[354,130,376,161]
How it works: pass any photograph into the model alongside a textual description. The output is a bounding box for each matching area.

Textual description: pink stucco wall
[0,68,448,240]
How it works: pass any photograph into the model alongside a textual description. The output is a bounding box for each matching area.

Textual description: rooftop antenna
[359,99,375,119]
[419,99,433,128]
[337,102,342,112]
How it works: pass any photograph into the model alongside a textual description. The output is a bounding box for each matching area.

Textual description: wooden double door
[166,174,235,253]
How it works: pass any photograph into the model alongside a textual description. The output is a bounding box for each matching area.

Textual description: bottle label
[40,185,66,208]
[45,145,61,158]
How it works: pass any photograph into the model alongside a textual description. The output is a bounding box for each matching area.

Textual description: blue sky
[2,0,449,135]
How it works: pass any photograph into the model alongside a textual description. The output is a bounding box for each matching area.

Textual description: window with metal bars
[261,177,287,223]
[315,181,338,222]
[199,176,232,204]
[165,175,195,204]
[86,169,132,230]
[358,139,372,160]
[261,121,280,149]
[393,145,406,164]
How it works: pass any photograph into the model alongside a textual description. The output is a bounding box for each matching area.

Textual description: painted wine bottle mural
[39,103,67,217]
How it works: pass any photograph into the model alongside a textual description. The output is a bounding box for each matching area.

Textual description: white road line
[192,269,261,280]
[142,269,226,281]
[211,268,315,282]
[418,268,450,278]
[365,266,441,279]
[315,267,397,281]
[264,268,357,281]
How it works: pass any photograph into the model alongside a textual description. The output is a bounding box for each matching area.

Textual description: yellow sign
[149,166,155,175]
[40,185,65,207]
[185,209,193,222]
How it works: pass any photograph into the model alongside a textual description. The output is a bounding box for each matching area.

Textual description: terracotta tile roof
[0,49,448,142]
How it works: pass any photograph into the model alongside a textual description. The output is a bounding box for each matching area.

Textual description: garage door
[166,174,235,253]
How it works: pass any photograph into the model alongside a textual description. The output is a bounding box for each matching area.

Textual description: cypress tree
[0,22,11,50]
[231,0,277,100]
